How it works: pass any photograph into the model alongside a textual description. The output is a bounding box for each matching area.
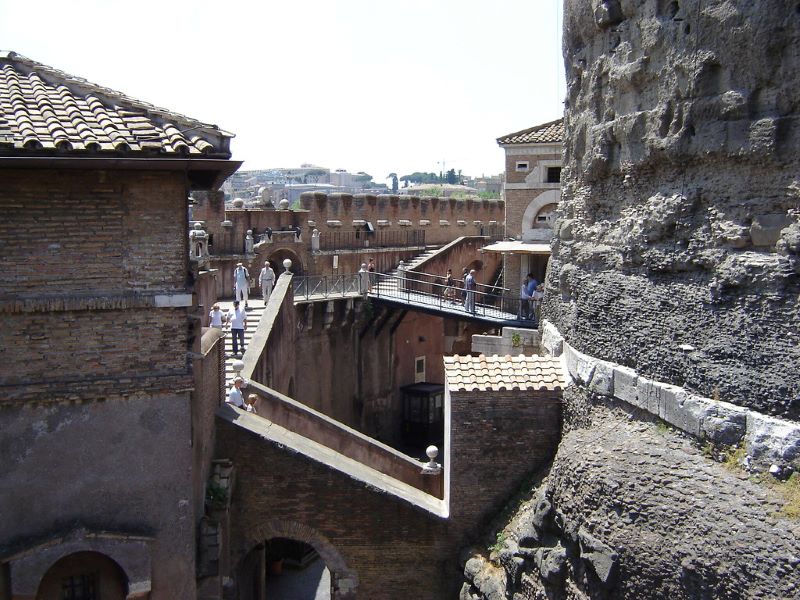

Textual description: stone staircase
[217,298,267,384]
[372,247,439,294]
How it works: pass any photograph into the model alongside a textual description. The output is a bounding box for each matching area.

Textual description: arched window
[37,551,127,600]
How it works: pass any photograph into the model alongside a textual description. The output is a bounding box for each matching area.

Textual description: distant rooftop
[497,118,564,146]
[444,353,565,392]
[0,50,233,158]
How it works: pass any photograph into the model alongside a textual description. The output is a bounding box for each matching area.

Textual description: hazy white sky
[0,0,565,183]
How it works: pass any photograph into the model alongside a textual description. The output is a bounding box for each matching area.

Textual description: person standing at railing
[367,258,376,292]
[398,260,407,292]
[358,263,370,295]
[444,268,456,303]
[464,269,477,314]
[532,283,544,325]
[525,273,538,319]
[259,260,276,304]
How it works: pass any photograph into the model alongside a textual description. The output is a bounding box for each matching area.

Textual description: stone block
[535,545,567,583]
[578,528,619,587]
[541,320,564,356]
[612,364,640,407]
[751,213,791,247]
[564,343,595,386]
[745,412,800,469]
[588,358,614,396]
[699,401,747,446]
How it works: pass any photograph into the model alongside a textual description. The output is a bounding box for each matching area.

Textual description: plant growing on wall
[511,333,522,347]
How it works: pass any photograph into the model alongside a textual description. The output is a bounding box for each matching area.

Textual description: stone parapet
[543,320,800,470]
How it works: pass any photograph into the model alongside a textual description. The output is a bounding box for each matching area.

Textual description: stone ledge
[543,319,800,469]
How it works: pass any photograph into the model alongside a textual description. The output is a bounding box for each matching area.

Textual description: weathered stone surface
[745,411,800,469]
[546,0,800,420]
[541,319,564,357]
[534,544,567,583]
[578,527,619,587]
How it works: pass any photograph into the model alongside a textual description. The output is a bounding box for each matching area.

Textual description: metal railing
[293,273,364,300]
[293,269,539,324]
[319,229,426,251]
[373,269,538,324]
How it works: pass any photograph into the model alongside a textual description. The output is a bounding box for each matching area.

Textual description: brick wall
[448,389,562,525]
[214,384,563,598]
[0,169,187,296]
[0,166,204,599]
[215,418,455,600]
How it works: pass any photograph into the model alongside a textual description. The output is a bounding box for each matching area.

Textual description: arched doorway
[236,521,357,600]
[36,551,128,600]
[267,248,304,277]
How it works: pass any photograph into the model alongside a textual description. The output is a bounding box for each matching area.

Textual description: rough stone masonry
[461,2,800,599]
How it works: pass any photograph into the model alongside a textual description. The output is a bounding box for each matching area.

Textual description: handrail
[373,270,537,324]
[244,381,443,498]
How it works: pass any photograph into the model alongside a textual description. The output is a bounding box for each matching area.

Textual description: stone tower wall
[545,0,800,419]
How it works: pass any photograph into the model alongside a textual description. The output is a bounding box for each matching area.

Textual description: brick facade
[0,167,227,600]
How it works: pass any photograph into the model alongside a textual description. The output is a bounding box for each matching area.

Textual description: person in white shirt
[229,300,247,357]
[259,261,276,303]
[208,303,226,329]
[226,376,245,408]
[233,262,250,307]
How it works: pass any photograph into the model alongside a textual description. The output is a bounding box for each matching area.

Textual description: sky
[0,0,565,184]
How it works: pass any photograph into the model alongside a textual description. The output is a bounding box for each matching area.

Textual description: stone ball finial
[232,198,245,208]
[426,445,438,460]
[282,258,292,272]
[231,359,245,375]
[279,198,290,210]
[193,222,203,230]
[422,445,442,475]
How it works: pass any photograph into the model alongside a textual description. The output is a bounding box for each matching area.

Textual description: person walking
[229,300,247,357]
[233,262,250,307]
[226,376,245,408]
[464,269,476,313]
[259,260,276,303]
[358,263,369,295]
[208,303,226,329]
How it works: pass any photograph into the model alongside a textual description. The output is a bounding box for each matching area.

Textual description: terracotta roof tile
[497,118,564,146]
[444,354,565,392]
[0,50,233,158]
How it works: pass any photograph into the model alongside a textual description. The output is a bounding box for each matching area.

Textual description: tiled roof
[497,118,564,146]
[0,51,232,158]
[444,354,565,392]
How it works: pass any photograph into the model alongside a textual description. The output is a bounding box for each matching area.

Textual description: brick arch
[241,520,358,599]
[521,189,560,235]
[266,248,304,276]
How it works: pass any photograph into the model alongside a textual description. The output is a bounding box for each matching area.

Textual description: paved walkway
[264,558,331,600]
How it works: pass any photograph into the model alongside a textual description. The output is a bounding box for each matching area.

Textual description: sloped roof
[444,353,565,392]
[497,118,564,146]
[0,51,233,158]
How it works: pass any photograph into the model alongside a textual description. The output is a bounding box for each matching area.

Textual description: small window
[515,161,529,172]
[415,356,426,383]
[62,573,98,600]
[537,215,549,222]
[546,166,561,183]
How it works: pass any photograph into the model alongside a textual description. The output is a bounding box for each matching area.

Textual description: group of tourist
[440,267,478,313]
[232,260,276,308]
[519,273,544,322]
[226,375,258,413]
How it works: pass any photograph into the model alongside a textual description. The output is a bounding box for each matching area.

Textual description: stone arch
[36,551,128,600]
[521,189,561,239]
[5,529,152,600]
[238,520,357,599]
[267,247,304,276]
